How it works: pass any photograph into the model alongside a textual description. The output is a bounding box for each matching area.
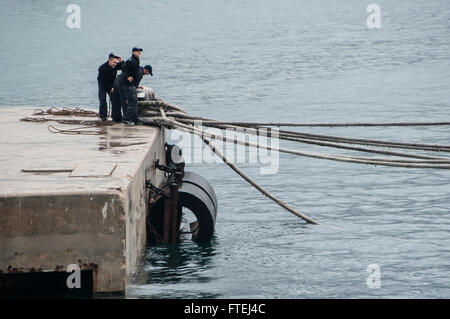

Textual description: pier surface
[0,107,166,296]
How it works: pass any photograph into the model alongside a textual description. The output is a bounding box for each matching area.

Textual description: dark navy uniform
[122,55,141,123]
[97,59,122,120]
[123,66,144,123]
[111,73,127,122]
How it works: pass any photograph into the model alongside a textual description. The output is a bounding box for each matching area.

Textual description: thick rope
[47,125,103,135]
[151,117,450,161]
[274,128,450,152]
[33,107,97,117]
[145,115,450,169]
[158,108,319,224]
[139,100,187,113]
[25,104,450,165]
[163,120,450,127]
[139,104,450,153]
[21,116,112,126]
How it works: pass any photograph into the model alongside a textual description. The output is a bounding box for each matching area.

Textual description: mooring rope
[139,99,187,114]
[214,125,450,161]
[21,116,111,126]
[33,107,97,117]
[144,116,450,167]
[140,107,450,226]
[139,103,450,153]
[47,125,103,135]
[140,98,450,168]
[168,120,450,127]
[22,107,112,135]
[30,104,450,164]
[21,101,450,226]
[158,107,319,224]
[148,117,450,161]
[274,128,450,152]
[203,135,320,224]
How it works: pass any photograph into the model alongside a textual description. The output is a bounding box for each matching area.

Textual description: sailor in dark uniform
[121,47,146,125]
[122,64,153,125]
[97,53,122,121]
[111,73,127,122]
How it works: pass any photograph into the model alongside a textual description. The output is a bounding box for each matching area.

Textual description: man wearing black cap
[132,64,153,87]
[121,47,144,125]
[97,53,123,121]
[122,64,153,125]
[122,47,142,85]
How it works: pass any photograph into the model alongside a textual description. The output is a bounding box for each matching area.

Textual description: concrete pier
[0,107,166,296]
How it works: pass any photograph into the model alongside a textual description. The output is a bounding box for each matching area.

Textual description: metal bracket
[155,159,177,174]
[145,180,167,197]
[155,159,184,182]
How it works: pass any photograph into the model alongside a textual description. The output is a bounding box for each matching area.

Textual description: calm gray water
[1,0,450,298]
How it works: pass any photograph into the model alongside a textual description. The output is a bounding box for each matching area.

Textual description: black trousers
[98,84,110,120]
[122,85,138,123]
[111,78,127,122]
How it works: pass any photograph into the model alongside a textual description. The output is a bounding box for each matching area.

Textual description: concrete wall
[0,192,126,293]
[0,125,167,295]
[124,127,166,283]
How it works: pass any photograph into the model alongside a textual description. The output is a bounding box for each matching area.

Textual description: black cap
[108,53,119,59]
[144,65,153,76]
[132,47,143,52]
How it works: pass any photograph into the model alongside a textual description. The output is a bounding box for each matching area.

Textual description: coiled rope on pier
[33,107,97,117]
